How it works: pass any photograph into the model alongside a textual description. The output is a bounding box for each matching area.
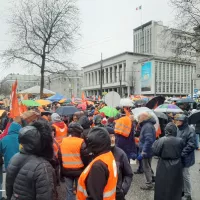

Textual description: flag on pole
[10,80,20,119]
[136,5,142,10]
[98,95,101,101]
[71,94,75,103]
[81,92,85,102]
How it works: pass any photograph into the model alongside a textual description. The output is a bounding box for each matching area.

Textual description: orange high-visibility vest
[60,137,84,169]
[53,139,60,158]
[114,116,132,137]
[52,123,68,144]
[77,151,117,200]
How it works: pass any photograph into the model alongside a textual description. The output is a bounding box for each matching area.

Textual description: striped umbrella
[154,104,183,113]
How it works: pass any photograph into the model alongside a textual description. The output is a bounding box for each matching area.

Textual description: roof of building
[82,51,152,68]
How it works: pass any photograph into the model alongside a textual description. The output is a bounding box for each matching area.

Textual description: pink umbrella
[77,102,87,111]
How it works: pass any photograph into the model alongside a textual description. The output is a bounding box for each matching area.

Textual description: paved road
[126,151,200,200]
[1,151,200,199]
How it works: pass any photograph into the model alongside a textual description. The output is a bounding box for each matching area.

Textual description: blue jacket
[139,118,156,158]
[0,122,21,168]
[177,123,196,167]
[115,124,137,160]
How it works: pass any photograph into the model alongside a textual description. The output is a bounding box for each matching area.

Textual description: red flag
[98,95,101,101]
[93,95,95,101]
[82,92,85,102]
[23,94,28,100]
[10,80,20,118]
[71,94,75,103]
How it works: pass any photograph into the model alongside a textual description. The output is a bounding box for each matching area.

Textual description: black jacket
[6,153,56,200]
[153,135,184,200]
[177,123,196,167]
[111,146,133,200]
[6,121,57,200]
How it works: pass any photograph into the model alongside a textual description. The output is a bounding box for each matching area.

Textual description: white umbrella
[132,107,160,132]
[18,85,55,95]
[120,98,134,107]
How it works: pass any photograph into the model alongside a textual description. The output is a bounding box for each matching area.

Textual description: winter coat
[111,146,133,200]
[6,122,57,200]
[6,153,56,200]
[139,118,156,158]
[0,122,21,168]
[115,124,137,160]
[177,123,196,167]
[78,116,91,141]
[153,125,184,200]
[195,121,200,133]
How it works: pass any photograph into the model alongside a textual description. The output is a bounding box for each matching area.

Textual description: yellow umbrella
[59,99,67,103]
[35,99,51,106]
[0,110,6,117]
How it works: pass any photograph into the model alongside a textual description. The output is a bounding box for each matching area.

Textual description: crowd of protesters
[0,99,197,200]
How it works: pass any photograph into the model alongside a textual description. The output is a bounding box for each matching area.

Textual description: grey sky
[0,0,174,78]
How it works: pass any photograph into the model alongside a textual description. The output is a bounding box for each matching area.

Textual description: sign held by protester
[105,91,120,108]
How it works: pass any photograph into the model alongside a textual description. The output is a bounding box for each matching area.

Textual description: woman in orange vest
[77,127,118,200]
[59,122,89,200]
[51,113,68,144]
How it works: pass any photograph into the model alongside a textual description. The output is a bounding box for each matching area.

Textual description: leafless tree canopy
[2,0,80,97]
[164,0,200,60]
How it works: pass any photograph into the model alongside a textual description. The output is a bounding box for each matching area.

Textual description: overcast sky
[0,0,174,78]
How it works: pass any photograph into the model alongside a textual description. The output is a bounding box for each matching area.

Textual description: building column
[123,63,126,81]
[104,69,107,84]
[108,67,111,83]
[112,66,115,83]
[117,65,119,83]
[97,70,99,84]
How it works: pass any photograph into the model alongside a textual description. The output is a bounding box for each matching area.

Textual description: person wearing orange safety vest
[77,127,118,200]
[114,115,137,162]
[59,122,89,200]
[51,113,68,144]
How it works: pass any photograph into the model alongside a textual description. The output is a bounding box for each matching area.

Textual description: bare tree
[163,0,200,61]
[2,0,80,98]
[0,83,11,97]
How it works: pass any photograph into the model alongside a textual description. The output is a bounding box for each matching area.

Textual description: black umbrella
[154,111,168,121]
[146,96,165,109]
[56,106,78,116]
[188,111,200,124]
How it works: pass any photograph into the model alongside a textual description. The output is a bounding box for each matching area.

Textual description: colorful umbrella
[59,99,67,104]
[154,104,183,113]
[22,100,41,107]
[35,99,51,106]
[0,110,6,117]
[99,106,119,117]
[77,102,87,111]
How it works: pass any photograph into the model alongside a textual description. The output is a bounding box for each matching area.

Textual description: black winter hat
[68,122,83,135]
[106,127,115,135]
[78,116,90,129]
[86,127,111,155]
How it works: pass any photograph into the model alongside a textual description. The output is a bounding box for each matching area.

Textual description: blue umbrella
[56,106,78,116]
[47,93,64,102]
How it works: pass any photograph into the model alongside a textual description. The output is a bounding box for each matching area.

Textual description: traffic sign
[194,88,199,94]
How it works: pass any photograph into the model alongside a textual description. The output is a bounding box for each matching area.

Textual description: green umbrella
[22,100,41,107]
[99,106,119,117]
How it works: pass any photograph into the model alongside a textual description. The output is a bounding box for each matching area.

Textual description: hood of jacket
[19,120,54,159]
[86,127,111,155]
[8,122,22,135]
[140,117,156,127]
[53,121,66,129]
[165,122,177,137]
[78,116,90,129]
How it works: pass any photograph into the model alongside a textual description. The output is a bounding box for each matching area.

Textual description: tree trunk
[40,57,45,98]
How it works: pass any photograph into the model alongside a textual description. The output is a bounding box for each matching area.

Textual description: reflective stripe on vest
[76,151,117,200]
[63,161,83,165]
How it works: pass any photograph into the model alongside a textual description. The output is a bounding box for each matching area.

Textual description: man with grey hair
[137,112,156,190]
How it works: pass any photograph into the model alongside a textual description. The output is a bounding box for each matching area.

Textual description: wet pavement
[126,151,200,200]
[2,151,200,199]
